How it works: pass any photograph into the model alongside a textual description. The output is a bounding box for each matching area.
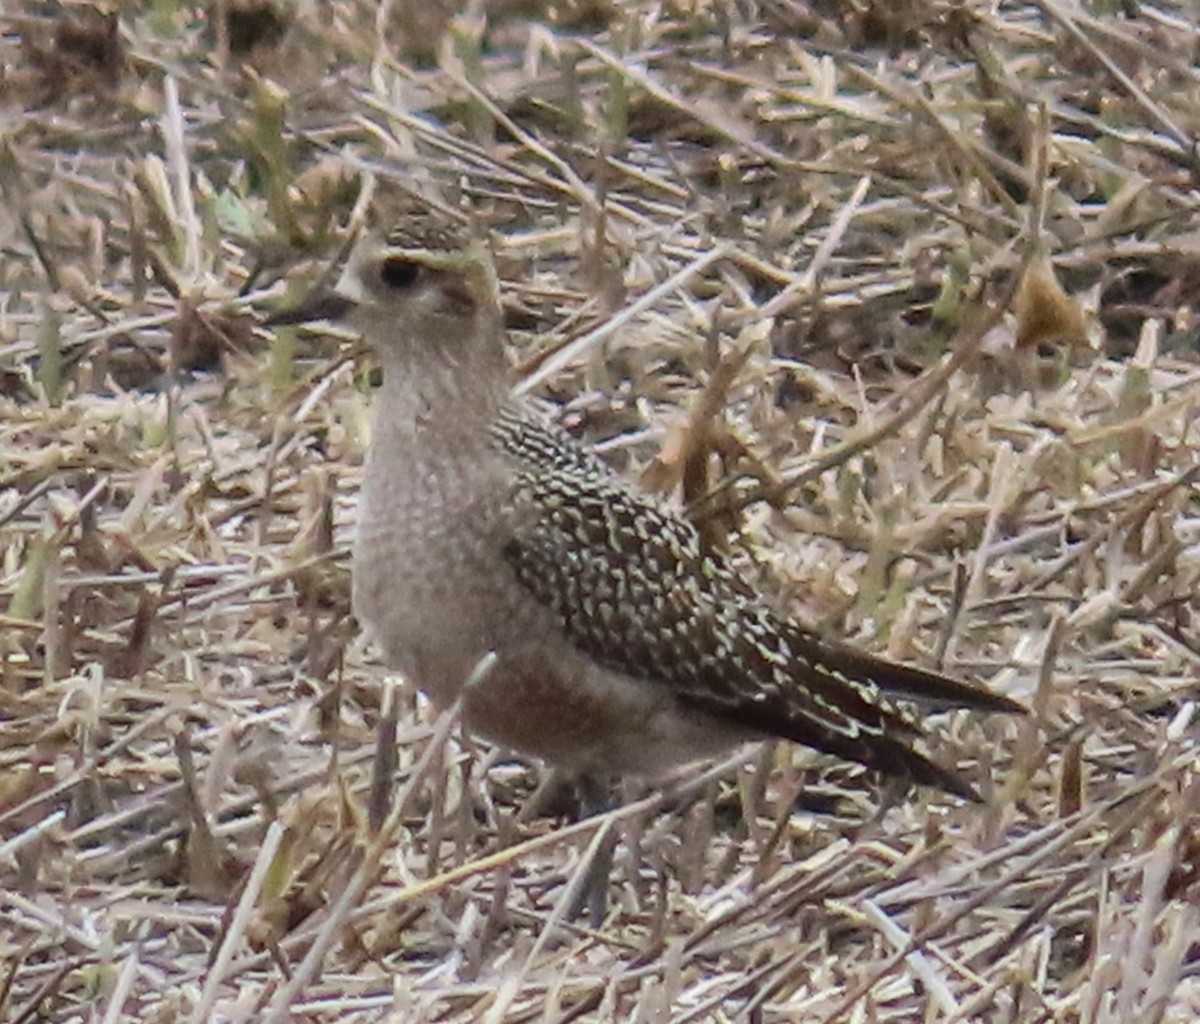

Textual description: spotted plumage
[271,226,1024,805]
[496,412,1013,800]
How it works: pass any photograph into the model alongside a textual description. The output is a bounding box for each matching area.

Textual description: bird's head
[268,224,503,372]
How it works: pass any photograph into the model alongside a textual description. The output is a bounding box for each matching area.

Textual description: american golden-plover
[269,223,1023,913]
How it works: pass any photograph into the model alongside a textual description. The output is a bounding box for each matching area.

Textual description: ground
[2,1,1200,1021]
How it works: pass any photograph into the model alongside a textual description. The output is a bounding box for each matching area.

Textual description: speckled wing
[495,414,1009,799]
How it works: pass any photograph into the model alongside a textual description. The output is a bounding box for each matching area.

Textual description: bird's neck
[373,347,510,458]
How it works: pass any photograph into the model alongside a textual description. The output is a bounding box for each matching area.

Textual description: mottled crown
[336,211,501,320]
[382,215,469,256]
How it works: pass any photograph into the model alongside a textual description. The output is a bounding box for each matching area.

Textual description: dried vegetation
[2,0,1200,1020]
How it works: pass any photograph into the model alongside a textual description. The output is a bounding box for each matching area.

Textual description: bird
[268,220,1023,907]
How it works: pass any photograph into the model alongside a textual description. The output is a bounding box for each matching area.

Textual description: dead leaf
[1014,252,1088,352]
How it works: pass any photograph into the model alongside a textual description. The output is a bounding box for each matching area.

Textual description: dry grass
[3,1,1200,1020]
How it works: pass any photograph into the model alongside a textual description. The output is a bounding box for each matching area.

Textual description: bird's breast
[351,426,523,699]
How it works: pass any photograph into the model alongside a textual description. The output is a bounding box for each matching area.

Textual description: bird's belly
[459,653,752,776]
[352,515,748,776]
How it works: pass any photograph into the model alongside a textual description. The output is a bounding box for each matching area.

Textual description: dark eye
[379,257,420,289]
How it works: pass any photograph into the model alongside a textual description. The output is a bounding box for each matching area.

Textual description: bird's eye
[379,257,421,289]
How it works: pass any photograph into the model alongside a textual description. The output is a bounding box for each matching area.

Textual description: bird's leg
[568,772,620,927]
[516,766,580,823]
[513,767,620,925]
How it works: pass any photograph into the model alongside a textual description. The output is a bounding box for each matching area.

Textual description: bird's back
[488,406,1020,795]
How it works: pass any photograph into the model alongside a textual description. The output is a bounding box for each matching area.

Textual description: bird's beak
[263,288,357,327]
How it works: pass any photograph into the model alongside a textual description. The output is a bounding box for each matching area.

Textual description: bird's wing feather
[496,417,1004,798]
